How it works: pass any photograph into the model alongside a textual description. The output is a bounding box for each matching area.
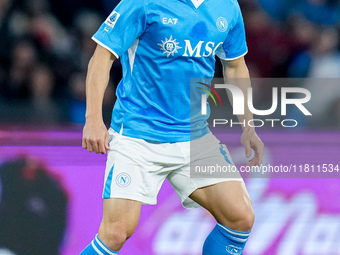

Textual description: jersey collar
[190,0,205,8]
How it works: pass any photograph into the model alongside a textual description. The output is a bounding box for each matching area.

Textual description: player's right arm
[82,44,116,154]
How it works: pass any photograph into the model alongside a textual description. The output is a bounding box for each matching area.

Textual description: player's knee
[240,207,255,232]
[230,204,255,232]
[108,225,129,245]
[218,202,255,232]
[99,221,131,248]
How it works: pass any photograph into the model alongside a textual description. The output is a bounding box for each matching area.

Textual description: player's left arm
[221,57,264,167]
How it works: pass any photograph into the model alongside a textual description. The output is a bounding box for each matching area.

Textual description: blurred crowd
[238,0,340,127]
[0,0,339,126]
[0,0,120,125]
[242,0,340,78]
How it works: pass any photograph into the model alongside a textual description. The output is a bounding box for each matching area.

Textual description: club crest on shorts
[116,172,131,188]
[216,17,228,32]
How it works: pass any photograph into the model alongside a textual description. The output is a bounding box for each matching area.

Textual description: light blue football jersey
[92,0,248,142]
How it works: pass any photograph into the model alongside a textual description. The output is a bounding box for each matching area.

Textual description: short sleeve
[92,0,147,58]
[216,4,248,61]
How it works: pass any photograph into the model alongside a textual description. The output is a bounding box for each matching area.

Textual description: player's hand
[82,120,110,154]
[241,129,264,167]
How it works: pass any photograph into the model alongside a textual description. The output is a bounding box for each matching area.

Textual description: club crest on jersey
[158,35,182,57]
[105,11,120,29]
[216,17,228,32]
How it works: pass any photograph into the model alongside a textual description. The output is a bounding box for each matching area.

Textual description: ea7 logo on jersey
[163,18,178,25]
[105,11,120,29]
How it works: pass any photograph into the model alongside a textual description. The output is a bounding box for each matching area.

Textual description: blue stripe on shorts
[103,166,114,199]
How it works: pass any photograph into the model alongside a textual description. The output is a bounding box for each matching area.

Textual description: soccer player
[81,0,264,254]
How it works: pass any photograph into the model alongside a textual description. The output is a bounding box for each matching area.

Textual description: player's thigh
[189,181,253,225]
[100,198,142,236]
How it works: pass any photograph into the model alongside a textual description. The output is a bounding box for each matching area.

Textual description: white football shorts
[103,128,243,209]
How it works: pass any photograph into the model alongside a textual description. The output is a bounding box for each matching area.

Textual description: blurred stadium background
[0,0,340,254]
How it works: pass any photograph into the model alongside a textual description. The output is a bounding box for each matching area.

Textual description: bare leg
[190,181,254,232]
[98,198,142,251]
[190,181,254,255]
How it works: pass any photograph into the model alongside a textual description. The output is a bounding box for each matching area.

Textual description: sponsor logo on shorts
[226,245,242,254]
[116,172,131,188]
[216,17,228,32]
[105,11,120,29]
